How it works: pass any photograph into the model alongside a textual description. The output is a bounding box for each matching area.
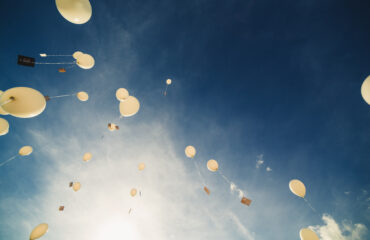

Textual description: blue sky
[0,0,369,239]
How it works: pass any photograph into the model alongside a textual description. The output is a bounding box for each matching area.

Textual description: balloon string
[0,97,14,107]
[41,55,72,57]
[193,159,206,186]
[219,171,245,198]
[35,61,76,65]
[48,94,76,99]
[304,198,317,213]
[0,155,18,167]
[164,85,169,96]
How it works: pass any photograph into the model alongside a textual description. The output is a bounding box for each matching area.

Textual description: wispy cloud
[256,154,264,168]
[310,214,368,240]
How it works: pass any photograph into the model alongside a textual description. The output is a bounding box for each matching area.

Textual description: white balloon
[116,88,129,102]
[76,53,95,69]
[55,0,92,24]
[119,96,140,117]
[76,91,89,101]
[166,79,172,85]
[30,223,48,240]
[0,87,46,118]
[361,75,370,105]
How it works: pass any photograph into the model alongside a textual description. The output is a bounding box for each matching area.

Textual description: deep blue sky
[0,0,370,239]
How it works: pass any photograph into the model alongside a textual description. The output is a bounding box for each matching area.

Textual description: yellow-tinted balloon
[130,188,137,197]
[73,182,81,192]
[76,53,95,69]
[119,96,140,117]
[289,179,306,198]
[83,152,92,162]
[0,90,9,115]
[138,162,145,171]
[0,118,9,136]
[73,51,83,60]
[19,146,33,156]
[185,145,196,158]
[29,223,48,240]
[166,79,172,85]
[76,91,89,101]
[361,75,370,105]
[207,159,219,172]
[116,88,129,102]
[299,228,319,240]
[0,87,46,118]
[55,0,92,24]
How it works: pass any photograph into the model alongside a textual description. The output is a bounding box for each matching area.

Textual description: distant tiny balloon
[73,182,81,192]
[185,145,196,158]
[83,152,92,162]
[77,91,89,101]
[166,79,172,85]
[130,188,137,197]
[19,146,33,156]
[138,163,145,171]
[207,159,219,172]
[59,206,65,211]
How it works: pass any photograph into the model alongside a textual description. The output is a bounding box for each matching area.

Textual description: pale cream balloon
[207,159,219,172]
[73,182,81,191]
[130,188,137,197]
[289,179,306,198]
[55,0,92,24]
[0,87,46,118]
[0,90,9,115]
[19,146,33,156]
[299,228,319,240]
[185,145,196,158]
[166,79,172,85]
[76,53,95,69]
[361,75,370,105]
[72,51,83,60]
[0,118,9,136]
[76,91,89,101]
[138,162,145,171]
[83,152,92,162]
[116,88,129,102]
[29,223,48,240]
[119,96,140,117]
